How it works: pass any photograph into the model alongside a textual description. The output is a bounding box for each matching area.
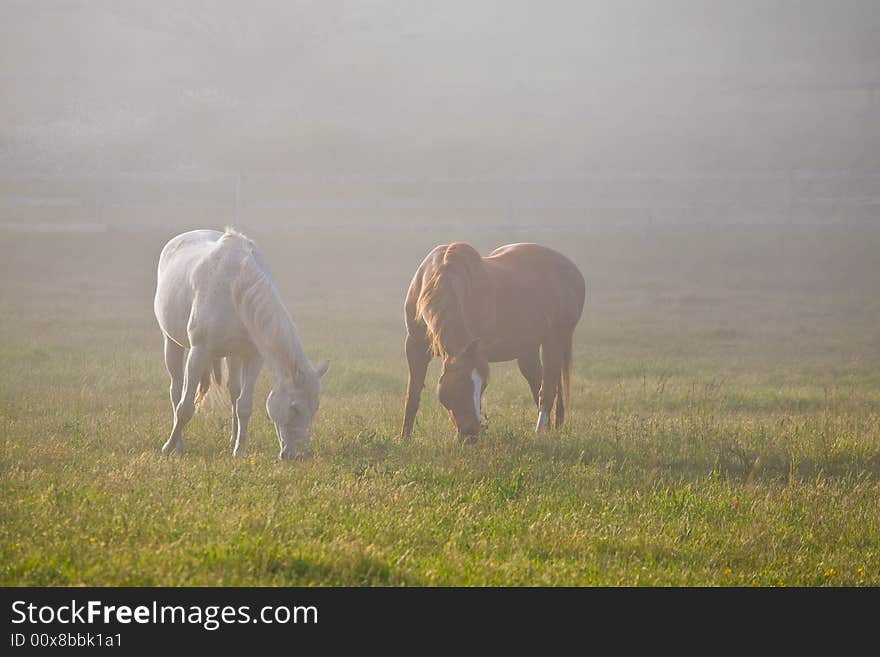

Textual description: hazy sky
[2,1,879,175]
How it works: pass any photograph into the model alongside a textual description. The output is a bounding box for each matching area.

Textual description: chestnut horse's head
[437,338,489,437]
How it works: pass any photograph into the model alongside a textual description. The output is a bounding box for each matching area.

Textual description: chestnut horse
[401,242,585,438]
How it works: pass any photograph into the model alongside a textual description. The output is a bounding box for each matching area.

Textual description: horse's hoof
[535,410,551,433]
[280,450,310,462]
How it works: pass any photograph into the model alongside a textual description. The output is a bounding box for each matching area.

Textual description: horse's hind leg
[164,335,185,409]
[554,325,575,429]
[162,345,211,455]
[517,349,542,407]
[225,356,242,451]
[554,369,565,429]
[536,340,562,433]
[162,335,185,452]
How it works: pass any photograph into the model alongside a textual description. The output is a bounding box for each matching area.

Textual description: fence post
[234,173,242,226]
[785,170,794,224]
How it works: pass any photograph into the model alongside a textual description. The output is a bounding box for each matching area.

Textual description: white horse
[154,228,330,460]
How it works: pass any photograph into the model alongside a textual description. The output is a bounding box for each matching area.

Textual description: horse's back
[408,241,585,328]
[154,229,238,347]
[483,242,586,332]
[488,242,580,276]
[486,243,585,322]
[157,229,224,273]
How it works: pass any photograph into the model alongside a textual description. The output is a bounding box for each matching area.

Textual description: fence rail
[1,171,878,228]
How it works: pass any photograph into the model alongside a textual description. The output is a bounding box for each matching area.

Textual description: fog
[3,1,879,179]
[2,1,878,342]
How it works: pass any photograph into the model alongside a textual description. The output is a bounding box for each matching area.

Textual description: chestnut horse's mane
[416,242,493,357]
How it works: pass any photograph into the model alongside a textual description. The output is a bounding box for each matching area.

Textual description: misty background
[1,0,879,230]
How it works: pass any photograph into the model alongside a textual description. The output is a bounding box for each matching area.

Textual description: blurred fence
[1,170,878,231]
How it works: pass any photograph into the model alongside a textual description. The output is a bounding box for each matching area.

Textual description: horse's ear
[458,338,480,359]
[315,359,331,379]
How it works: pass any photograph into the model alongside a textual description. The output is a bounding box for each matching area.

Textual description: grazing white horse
[154,228,329,460]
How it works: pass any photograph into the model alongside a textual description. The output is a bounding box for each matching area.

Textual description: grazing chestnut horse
[401,242,585,438]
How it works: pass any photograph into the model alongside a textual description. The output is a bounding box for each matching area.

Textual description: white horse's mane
[221,225,252,244]
[226,228,315,385]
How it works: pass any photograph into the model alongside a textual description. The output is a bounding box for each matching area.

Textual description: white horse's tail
[195,357,224,408]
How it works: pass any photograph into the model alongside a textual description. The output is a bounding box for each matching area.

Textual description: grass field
[1,221,879,586]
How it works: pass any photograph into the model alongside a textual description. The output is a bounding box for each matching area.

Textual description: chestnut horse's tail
[560,328,574,408]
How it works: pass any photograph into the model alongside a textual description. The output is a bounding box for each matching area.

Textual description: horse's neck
[237,271,309,383]
[435,276,484,357]
[263,356,294,391]
[436,316,473,358]
[261,316,308,382]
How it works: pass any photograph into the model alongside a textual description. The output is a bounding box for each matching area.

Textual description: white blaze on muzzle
[471,368,484,422]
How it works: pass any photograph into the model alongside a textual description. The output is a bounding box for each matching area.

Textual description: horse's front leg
[163,345,211,455]
[232,354,262,458]
[401,332,432,439]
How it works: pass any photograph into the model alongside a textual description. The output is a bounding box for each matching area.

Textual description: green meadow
[1,222,878,586]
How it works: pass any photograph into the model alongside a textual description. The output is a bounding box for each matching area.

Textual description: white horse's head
[266,359,330,460]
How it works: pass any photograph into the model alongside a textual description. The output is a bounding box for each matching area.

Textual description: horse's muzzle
[457,423,482,440]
